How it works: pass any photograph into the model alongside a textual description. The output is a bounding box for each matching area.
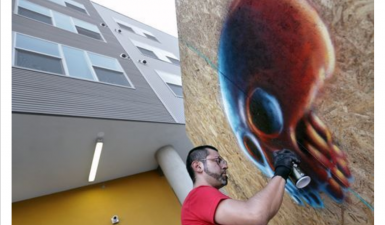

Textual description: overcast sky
[91,0,179,37]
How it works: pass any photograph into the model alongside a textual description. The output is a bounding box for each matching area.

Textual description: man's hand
[215,149,295,225]
[273,149,300,180]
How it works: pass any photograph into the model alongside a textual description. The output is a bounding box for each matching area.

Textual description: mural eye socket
[243,135,265,165]
[247,88,283,136]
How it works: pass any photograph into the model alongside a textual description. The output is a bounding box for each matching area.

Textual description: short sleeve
[187,186,230,224]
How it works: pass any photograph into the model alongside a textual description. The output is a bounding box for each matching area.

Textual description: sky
[91,0,179,37]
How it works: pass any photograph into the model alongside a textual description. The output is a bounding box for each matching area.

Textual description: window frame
[64,1,88,14]
[12,32,135,89]
[61,45,97,81]
[47,0,90,15]
[114,18,161,43]
[136,46,160,60]
[15,48,66,75]
[131,40,181,66]
[136,45,181,66]
[166,56,181,66]
[117,22,136,33]
[13,32,66,76]
[165,82,183,98]
[92,66,132,87]
[75,26,103,40]
[17,7,53,25]
[154,70,183,98]
[15,0,105,42]
[143,33,160,42]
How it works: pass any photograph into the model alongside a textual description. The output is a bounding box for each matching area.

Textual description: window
[167,83,183,97]
[15,33,64,74]
[118,23,135,33]
[166,56,180,66]
[47,0,88,14]
[52,11,75,32]
[18,0,52,24]
[114,18,160,42]
[155,70,183,97]
[144,33,159,42]
[17,0,103,41]
[133,40,180,64]
[16,49,64,74]
[137,47,159,59]
[76,26,102,40]
[65,2,87,13]
[88,52,131,86]
[14,33,133,88]
[94,67,130,86]
[62,46,94,80]
[18,7,52,24]
[72,18,103,40]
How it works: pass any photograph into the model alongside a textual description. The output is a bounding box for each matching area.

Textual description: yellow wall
[13,170,181,225]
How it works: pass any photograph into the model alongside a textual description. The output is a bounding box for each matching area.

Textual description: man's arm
[215,149,300,225]
[214,176,286,225]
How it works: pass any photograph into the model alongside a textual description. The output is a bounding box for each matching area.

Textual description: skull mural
[217,0,352,207]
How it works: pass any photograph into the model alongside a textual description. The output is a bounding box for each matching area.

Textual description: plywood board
[176,0,373,224]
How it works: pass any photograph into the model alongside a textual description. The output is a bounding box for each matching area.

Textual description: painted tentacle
[296,111,352,201]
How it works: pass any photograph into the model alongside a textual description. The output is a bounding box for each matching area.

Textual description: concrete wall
[176,0,373,224]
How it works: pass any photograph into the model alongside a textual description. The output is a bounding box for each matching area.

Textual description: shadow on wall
[217,0,352,208]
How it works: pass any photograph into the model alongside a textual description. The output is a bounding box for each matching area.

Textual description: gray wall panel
[13,68,175,122]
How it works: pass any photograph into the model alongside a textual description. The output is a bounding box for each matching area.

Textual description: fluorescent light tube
[88,141,103,182]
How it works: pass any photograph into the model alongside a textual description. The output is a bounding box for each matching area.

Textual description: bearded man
[181,145,299,225]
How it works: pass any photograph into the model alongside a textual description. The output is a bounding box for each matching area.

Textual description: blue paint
[180,39,218,70]
[349,189,374,211]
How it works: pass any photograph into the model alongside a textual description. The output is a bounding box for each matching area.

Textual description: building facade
[93,2,185,123]
[12,0,192,204]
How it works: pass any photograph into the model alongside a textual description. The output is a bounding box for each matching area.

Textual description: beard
[204,166,228,187]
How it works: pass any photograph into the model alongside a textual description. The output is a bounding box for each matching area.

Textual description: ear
[191,161,204,174]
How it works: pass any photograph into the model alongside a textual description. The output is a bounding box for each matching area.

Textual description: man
[181,145,299,225]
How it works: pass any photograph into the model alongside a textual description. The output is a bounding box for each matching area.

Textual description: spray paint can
[290,162,311,189]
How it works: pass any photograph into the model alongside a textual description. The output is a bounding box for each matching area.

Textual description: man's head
[186,145,228,188]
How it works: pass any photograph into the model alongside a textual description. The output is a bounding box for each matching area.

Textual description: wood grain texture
[176,0,373,224]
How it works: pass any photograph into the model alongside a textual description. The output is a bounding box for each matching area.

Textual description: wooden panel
[177,0,373,224]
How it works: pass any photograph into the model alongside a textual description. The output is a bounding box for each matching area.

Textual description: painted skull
[218,0,352,207]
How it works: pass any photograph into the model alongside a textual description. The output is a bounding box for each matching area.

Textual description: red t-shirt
[181,186,230,225]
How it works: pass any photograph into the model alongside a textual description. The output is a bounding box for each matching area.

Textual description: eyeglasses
[199,157,227,166]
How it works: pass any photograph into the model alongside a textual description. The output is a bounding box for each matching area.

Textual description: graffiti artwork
[218,0,352,207]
